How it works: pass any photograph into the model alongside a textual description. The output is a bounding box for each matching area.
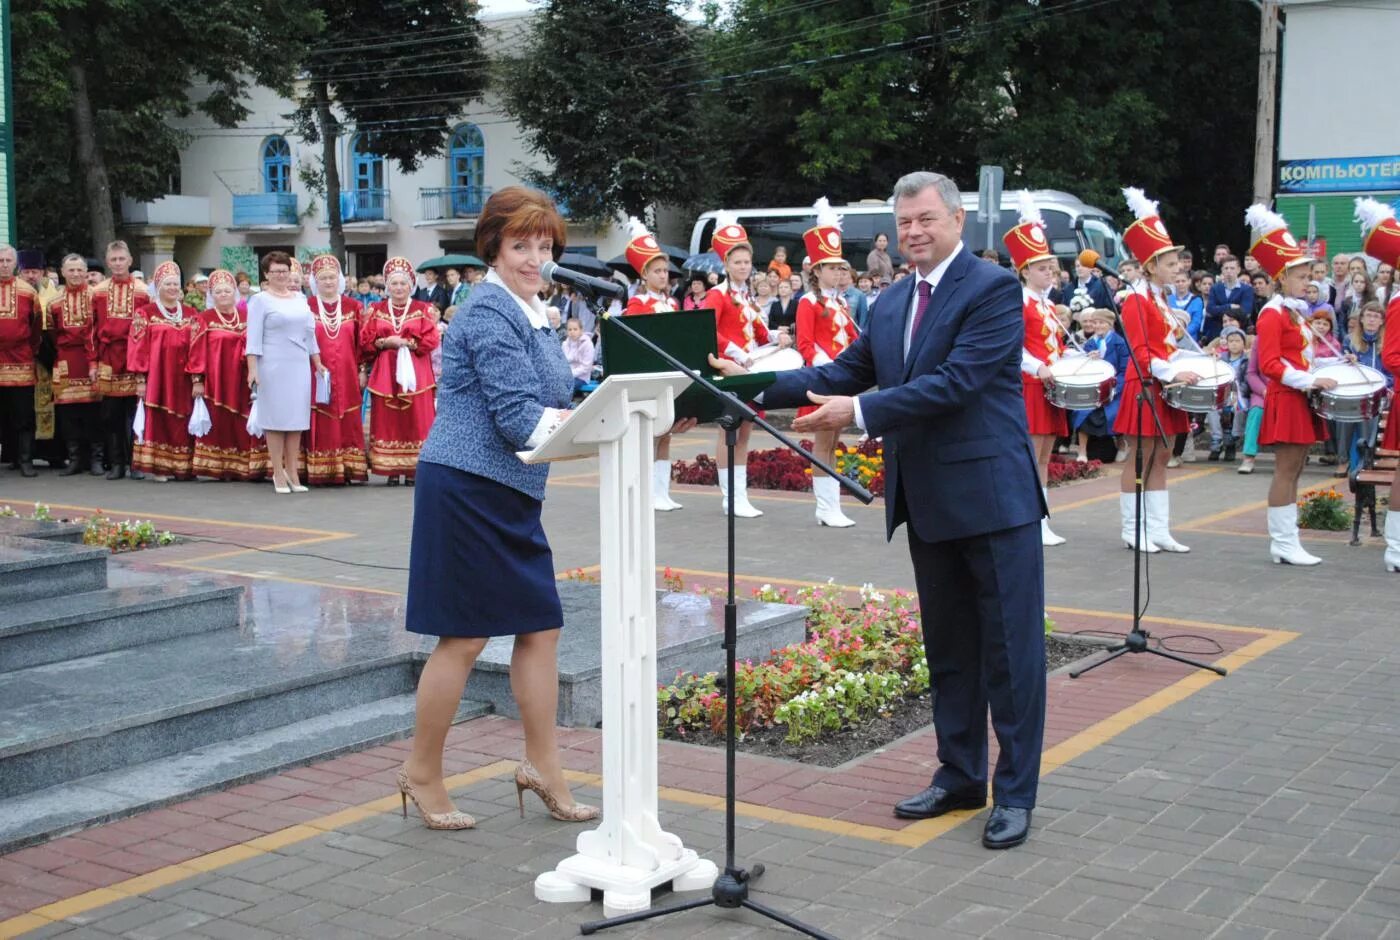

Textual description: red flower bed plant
[1046,454,1105,486]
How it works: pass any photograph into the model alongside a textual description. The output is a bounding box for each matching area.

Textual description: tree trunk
[68,59,115,255]
[313,79,345,261]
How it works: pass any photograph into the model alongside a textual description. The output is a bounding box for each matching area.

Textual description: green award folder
[599,309,776,422]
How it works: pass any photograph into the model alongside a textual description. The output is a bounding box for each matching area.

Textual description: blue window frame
[449,123,484,190]
[261,136,291,194]
[349,133,384,192]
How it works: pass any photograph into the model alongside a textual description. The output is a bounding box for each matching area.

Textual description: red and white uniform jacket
[623,290,677,316]
[795,288,856,366]
[1019,287,1063,377]
[706,282,771,365]
[1120,282,1186,383]
[1255,297,1344,390]
[1383,292,1400,378]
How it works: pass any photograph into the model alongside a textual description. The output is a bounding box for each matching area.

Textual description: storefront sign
[1278,156,1400,194]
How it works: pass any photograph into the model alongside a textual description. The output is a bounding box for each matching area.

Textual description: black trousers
[908,520,1046,809]
[102,395,138,465]
[0,384,35,465]
[57,401,101,448]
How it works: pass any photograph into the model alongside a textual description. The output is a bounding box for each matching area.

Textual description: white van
[689,190,1126,273]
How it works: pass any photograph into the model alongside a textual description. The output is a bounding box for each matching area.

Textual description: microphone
[540,260,626,302]
[1078,249,1120,281]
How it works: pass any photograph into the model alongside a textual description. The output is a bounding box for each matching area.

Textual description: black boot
[17,431,37,478]
[105,434,125,479]
[59,441,84,476]
[89,442,106,475]
[1223,438,1237,462]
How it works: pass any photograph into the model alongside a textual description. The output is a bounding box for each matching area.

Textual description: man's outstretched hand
[792,391,856,432]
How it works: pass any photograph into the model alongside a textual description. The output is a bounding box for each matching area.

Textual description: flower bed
[657,580,1072,764]
[1047,453,1105,486]
[1298,487,1350,531]
[0,503,176,553]
[673,441,1097,495]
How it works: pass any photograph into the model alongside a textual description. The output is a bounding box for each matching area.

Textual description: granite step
[0,581,244,671]
[0,535,108,604]
[0,629,426,801]
[0,695,490,851]
[0,517,86,543]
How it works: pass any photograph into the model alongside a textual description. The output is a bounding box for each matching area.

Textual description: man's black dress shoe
[982,805,1031,849]
[893,784,986,820]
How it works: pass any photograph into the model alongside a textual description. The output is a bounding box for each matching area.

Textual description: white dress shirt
[851,242,963,431]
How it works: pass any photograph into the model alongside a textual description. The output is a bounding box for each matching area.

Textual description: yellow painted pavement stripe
[27,502,351,537]
[1177,479,1335,531]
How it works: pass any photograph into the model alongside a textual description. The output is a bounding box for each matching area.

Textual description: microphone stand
[573,287,869,939]
[1069,282,1225,680]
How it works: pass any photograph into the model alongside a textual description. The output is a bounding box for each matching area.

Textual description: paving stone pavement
[2,432,1399,938]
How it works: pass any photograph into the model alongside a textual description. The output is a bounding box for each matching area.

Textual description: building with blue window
[116,12,635,280]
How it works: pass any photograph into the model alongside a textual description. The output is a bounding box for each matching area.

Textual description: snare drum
[1309,363,1387,422]
[1044,357,1117,411]
[1162,354,1236,414]
[748,346,805,373]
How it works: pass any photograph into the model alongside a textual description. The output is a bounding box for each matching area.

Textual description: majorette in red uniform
[186,269,267,481]
[0,258,40,476]
[1354,197,1400,572]
[1004,191,1069,547]
[1112,187,1192,554]
[129,261,198,480]
[620,217,685,511]
[92,256,148,479]
[1247,204,1344,566]
[305,254,368,486]
[361,256,439,484]
[704,213,793,518]
[795,197,858,528]
[49,258,103,475]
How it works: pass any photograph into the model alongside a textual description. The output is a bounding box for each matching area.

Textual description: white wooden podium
[520,372,719,917]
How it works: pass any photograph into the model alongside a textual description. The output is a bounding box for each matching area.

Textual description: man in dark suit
[743,171,1048,849]
[414,268,450,313]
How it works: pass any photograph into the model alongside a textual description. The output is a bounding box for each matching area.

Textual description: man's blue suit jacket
[764,247,1045,544]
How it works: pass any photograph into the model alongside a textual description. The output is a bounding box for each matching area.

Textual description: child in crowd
[1071,307,1129,464]
[562,317,595,397]
[1207,327,1249,461]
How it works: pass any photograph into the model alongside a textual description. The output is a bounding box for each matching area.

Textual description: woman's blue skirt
[406,461,563,638]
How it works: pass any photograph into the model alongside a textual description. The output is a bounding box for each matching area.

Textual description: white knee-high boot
[653,459,681,512]
[718,465,762,518]
[813,476,855,527]
[1386,512,1400,573]
[1041,487,1065,546]
[1144,491,1189,553]
[1268,504,1321,566]
[1120,493,1159,553]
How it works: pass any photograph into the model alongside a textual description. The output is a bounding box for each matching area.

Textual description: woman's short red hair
[476,186,567,266]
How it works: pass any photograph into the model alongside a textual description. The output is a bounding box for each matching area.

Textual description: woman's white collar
[486,268,549,329]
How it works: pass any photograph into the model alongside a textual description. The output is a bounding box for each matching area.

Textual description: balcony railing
[120,195,212,227]
[339,188,388,223]
[419,185,491,222]
[231,193,298,227]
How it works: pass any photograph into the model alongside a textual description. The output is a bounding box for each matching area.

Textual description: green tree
[496,0,715,225]
[290,0,486,260]
[707,0,1257,254]
[13,0,319,256]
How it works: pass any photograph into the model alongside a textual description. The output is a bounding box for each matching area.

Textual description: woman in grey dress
[245,251,326,494]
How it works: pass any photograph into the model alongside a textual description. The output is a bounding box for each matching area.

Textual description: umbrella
[682,252,724,275]
[606,254,682,278]
[556,253,615,279]
[658,243,690,266]
[418,253,484,272]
